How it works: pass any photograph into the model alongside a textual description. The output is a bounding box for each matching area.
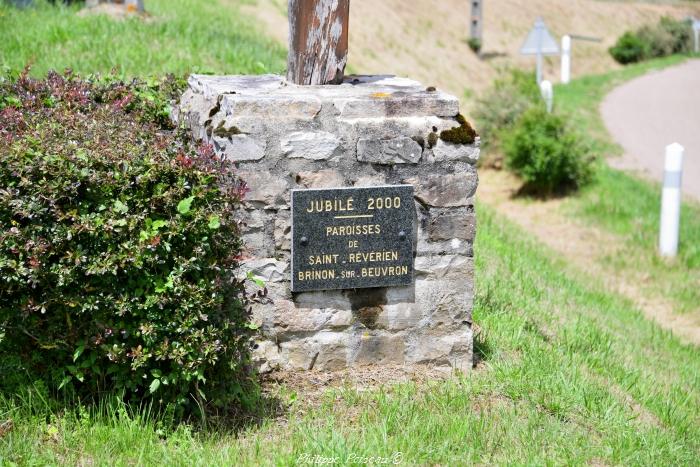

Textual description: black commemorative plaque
[291,185,414,292]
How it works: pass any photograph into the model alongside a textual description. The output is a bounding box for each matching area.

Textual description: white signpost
[561,35,571,84]
[540,80,553,113]
[520,17,560,84]
[693,18,700,54]
[659,143,684,258]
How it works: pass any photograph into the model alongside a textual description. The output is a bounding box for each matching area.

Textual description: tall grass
[555,56,700,311]
[0,0,286,77]
[2,207,699,465]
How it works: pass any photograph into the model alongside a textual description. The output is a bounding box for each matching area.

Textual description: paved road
[600,60,700,200]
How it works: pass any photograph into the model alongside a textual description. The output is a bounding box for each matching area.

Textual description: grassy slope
[1,3,699,465]
[242,0,700,103]
[0,0,286,77]
[555,56,700,311]
[2,208,699,465]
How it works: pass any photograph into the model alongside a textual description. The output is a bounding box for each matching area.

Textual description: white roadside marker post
[540,80,553,113]
[659,143,684,257]
[561,35,571,84]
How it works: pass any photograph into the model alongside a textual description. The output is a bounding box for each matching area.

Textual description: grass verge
[554,55,700,312]
[1,207,698,465]
[0,0,286,77]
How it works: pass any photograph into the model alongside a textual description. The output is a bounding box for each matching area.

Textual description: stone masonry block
[221,95,322,120]
[273,210,292,251]
[353,332,406,365]
[281,131,341,160]
[430,139,480,164]
[414,255,474,281]
[357,137,422,164]
[426,207,476,242]
[296,169,345,188]
[212,134,266,162]
[405,328,473,371]
[405,171,478,207]
[179,74,479,373]
[238,171,289,209]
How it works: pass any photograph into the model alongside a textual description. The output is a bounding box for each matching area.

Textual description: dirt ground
[238,0,700,106]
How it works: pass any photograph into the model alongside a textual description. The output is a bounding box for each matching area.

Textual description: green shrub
[502,107,595,195]
[473,69,541,156]
[467,37,482,54]
[610,17,692,64]
[658,16,692,54]
[0,70,253,413]
[609,31,650,64]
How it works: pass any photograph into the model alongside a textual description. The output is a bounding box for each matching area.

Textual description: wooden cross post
[287,0,350,85]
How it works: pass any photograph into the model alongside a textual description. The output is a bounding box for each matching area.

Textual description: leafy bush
[609,31,650,65]
[473,69,541,161]
[0,69,254,413]
[658,16,693,54]
[467,37,482,54]
[502,107,595,195]
[610,17,692,64]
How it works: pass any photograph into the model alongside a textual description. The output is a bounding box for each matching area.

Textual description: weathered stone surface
[431,139,480,164]
[354,173,387,187]
[257,299,355,334]
[187,74,283,99]
[241,231,273,257]
[252,340,282,373]
[296,169,345,188]
[354,333,406,364]
[426,207,476,242]
[406,329,473,370]
[241,209,266,231]
[212,134,265,162]
[293,289,352,309]
[357,137,422,164]
[335,93,459,119]
[414,255,474,280]
[221,94,322,120]
[375,304,423,331]
[281,131,341,160]
[280,341,318,370]
[310,332,350,370]
[241,258,288,283]
[416,236,473,257]
[238,171,289,208]
[273,211,291,251]
[405,172,477,207]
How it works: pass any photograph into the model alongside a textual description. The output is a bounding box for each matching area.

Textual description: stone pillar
[178,74,479,373]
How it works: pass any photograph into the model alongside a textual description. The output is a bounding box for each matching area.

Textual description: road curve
[600,59,700,200]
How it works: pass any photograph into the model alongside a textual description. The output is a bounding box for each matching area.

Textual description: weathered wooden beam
[287,0,350,85]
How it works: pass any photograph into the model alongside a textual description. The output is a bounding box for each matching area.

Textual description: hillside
[240,0,700,103]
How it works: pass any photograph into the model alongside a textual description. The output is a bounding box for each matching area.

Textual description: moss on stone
[427,132,438,149]
[439,113,477,145]
[213,121,242,138]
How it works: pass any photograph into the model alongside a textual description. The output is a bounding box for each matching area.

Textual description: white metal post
[561,35,571,84]
[540,80,553,113]
[659,143,684,257]
[536,20,543,84]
